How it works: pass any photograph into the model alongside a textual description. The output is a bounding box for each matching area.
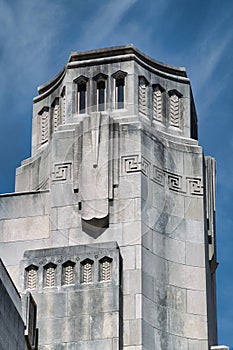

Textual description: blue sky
[0,0,233,346]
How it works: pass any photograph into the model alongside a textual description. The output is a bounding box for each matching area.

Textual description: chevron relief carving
[82,259,93,283]
[153,85,163,122]
[53,99,60,132]
[26,265,38,289]
[64,264,74,285]
[40,108,49,144]
[45,263,56,287]
[100,257,112,282]
[139,77,148,115]
[169,92,180,128]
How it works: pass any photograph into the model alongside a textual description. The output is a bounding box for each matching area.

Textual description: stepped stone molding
[205,156,217,262]
[122,154,203,196]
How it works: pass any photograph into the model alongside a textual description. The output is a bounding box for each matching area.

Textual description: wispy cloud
[79,0,138,48]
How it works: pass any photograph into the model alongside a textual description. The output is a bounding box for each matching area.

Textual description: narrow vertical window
[113,71,127,110]
[78,82,86,114]
[116,78,125,109]
[97,80,106,111]
[26,265,38,290]
[94,73,108,112]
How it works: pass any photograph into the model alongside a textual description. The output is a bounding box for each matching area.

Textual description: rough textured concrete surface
[0,45,218,349]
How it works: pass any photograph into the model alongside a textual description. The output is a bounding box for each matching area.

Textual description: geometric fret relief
[63,261,75,285]
[139,76,148,115]
[81,259,93,284]
[99,257,112,282]
[52,162,72,182]
[121,154,203,196]
[26,265,38,289]
[44,263,56,288]
[39,106,50,144]
[153,84,164,122]
[169,90,182,128]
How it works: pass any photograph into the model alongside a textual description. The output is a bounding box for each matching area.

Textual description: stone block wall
[20,243,122,350]
[0,259,26,350]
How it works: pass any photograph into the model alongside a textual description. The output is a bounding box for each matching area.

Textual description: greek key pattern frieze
[121,155,203,196]
[52,162,72,182]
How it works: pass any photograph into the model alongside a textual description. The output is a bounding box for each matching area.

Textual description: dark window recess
[116,78,124,109]
[97,80,105,111]
[78,83,86,113]
[208,235,212,244]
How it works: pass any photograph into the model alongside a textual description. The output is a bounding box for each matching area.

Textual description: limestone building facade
[0,45,218,349]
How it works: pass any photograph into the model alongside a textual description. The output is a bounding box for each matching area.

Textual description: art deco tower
[0,45,217,349]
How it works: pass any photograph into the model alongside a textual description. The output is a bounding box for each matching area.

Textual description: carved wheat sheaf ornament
[39,106,49,144]
[101,258,112,281]
[82,259,93,283]
[153,85,164,122]
[27,266,38,289]
[169,90,182,128]
[45,264,56,287]
[139,76,148,115]
[64,264,74,285]
[52,98,60,132]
